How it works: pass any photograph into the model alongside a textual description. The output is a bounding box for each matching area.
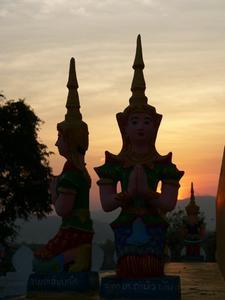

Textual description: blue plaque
[27,271,99,293]
[100,275,181,299]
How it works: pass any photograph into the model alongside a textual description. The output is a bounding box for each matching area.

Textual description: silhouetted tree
[0,97,52,244]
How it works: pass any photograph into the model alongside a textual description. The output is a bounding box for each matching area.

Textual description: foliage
[0,97,52,244]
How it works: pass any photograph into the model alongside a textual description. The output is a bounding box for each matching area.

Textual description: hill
[15,216,114,245]
[15,195,216,244]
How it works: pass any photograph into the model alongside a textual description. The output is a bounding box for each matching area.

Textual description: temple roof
[185,182,200,215]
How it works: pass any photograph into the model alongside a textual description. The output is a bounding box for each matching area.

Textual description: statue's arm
[136,164,179,213]
[54,189,76,217]
[49,176,58,205]
[96,161,131,211]
[149,162,184,213]
[49,176,76,217]
[99,184,121,212]
[199,223,206,238]
[150,182,179,212]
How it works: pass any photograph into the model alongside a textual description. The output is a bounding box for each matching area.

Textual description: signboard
[100,275,181,299]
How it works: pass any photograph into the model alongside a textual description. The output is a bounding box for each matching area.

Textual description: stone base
[181,255,204,262]
[27,271,99,296]
[100,275,181,300]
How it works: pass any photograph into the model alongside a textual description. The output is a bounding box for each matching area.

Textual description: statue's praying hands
[127,164,154,200]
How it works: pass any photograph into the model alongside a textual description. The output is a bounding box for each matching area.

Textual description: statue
[182,182,205,260]
[95,35,184,281]
[216,146,225,279]
[33,58,94,273]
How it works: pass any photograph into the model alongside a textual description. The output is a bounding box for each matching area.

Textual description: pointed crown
[185,182,200,215]
[57,57,88,155]
[129,34,148,106]
[65,57,82,122]
[116,35,162,150]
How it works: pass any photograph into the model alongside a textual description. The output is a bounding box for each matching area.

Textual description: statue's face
[55,131,69,158]
[125,112,155,144]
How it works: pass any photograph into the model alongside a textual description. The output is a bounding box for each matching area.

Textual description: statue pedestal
[100,275,181,299]
[27,271,99,297]
[182,240,205,261]
[181,255,204,262]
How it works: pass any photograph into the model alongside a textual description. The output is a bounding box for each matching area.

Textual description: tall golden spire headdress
[57,57,89,156]
[116,35,163,159]
[117,34,162,125]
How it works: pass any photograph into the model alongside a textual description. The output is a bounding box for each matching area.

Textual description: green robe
[56,168,93,232]
[95,152,184,228]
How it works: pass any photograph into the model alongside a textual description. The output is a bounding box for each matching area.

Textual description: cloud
[1,0,225,199]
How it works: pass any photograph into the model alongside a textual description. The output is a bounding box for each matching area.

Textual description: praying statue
[182,182,205,259]
[33,58,94,273]
[95,35,184,278]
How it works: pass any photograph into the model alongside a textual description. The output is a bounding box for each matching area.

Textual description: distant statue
[95,35,184,278]
[182,182,205,259]
[34,58,94,273]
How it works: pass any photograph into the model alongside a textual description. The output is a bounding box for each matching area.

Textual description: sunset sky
[1,0,225,210]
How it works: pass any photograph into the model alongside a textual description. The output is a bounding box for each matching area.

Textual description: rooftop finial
[191,182,195,202]
[133,34,145,70]
[65,57,82,122]
[57,57,89,160]
[67,57,79,89]
[129,34,148,106]
[185,182,199,215]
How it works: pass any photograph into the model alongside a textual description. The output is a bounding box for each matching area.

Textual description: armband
[145,189,160,199]
[115,191,131,207]
[57,187,77,196]
[162,179,180,188]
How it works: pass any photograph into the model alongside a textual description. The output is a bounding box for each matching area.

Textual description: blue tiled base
[27,271,99,293]
[100,275,181,300]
